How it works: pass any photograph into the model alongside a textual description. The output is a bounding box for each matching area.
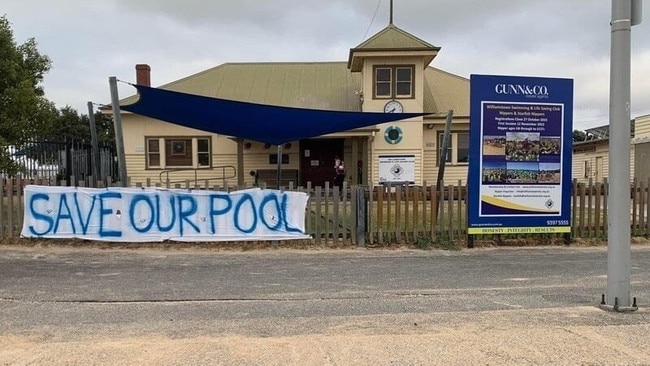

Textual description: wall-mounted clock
[383,100,403,113]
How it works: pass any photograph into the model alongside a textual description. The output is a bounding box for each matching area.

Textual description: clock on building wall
[383,100,403,113]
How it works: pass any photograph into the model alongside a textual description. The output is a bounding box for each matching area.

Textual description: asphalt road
[1,245,649,365]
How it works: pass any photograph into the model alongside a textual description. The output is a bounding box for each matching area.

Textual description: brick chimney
[135,64,151,86]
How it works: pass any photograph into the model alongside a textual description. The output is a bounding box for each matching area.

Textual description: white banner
[21,186,310,242]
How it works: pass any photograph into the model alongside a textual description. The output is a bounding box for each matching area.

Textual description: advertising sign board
[468,75,573,234]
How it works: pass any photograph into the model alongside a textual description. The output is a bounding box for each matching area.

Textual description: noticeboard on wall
[378,154,415,185]
[468,75,573,234]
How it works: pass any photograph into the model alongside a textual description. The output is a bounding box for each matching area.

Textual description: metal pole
[236,138,244,188]
[87,102,100,187]
[109,76,128,187]
[602,0,640,312]
[276,144,283,190]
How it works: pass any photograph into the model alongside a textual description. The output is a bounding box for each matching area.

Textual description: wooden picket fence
[2,177,650,245]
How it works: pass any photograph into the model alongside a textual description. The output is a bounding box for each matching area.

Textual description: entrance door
[300,139,344,187]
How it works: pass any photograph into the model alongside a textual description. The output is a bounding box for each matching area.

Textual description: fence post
[7,179,13,238]
[356,185,366,247]
[0,180,4,237]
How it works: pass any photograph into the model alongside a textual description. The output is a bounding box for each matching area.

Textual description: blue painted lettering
[28,193,53,236]
[178,195,199,236]
[99,192,122,238]
[156,195,176,232]
[74,193,97,235]
[259,194,282,231]
[53,194,75,234]
[234,193,257,233]
[22,187,308,241]
[130,194,155,233]
[209,194,232,234]
[282,193,302,233]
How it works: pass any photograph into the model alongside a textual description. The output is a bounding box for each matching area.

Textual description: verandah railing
[2,177,650,244]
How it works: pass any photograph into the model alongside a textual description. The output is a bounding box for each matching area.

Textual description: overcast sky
[3,0,649,130]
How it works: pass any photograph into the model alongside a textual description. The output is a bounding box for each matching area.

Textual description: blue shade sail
[120,85,428,145]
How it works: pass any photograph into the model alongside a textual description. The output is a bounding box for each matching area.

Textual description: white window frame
[373,65,414,99]
[437,132,469,165]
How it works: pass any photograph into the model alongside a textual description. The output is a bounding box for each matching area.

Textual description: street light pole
[602,0,642,312]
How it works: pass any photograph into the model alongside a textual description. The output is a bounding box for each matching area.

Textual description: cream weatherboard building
[117,23,470,188]
[116,20,648,189]
[572,114,650,184]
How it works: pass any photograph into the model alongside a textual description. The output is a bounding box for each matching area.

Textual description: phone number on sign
[547,220,569,226]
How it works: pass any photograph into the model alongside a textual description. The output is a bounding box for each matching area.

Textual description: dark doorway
[300,138,344,187]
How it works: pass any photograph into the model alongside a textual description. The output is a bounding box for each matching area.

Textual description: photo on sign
[505,132,540,162]
[482,135,506,156]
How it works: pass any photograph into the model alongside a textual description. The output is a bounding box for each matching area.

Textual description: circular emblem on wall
[384,126,403,144]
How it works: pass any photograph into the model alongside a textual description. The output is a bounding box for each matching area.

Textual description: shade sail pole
[276,144,283,190]
[109,76,128,187]
[87,102,100,187]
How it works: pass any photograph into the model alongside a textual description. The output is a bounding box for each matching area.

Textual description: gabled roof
[121,62,469,117]
[348,24,440,71]
[423,67,469,116]
[122,62,362,112]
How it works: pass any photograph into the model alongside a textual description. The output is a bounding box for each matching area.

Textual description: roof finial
[389,0,394,24]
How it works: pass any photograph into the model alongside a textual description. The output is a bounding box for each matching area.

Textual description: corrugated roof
[121,62,468,117]
[423,67,469,116]
[122,62,362,112]
[352,24,439,51]
[347,24,440,71]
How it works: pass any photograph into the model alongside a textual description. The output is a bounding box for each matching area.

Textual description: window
[145,137,211,169]
[375,68,392,97]
[269,154,289,165]
[147,139,160,168]
[437,132,469,165]
[457,133,469,163]
[197,138,210,167]
[374,65,414,99]
[166,139,192,167]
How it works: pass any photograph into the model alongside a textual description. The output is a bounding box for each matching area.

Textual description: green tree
[91,110,115,144]
[35,105,115,144]
[50,106,90,141]
[0,15,57,175]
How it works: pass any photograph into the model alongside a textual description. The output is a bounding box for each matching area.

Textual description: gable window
[374,65,414,99]
[145,136,211,169]
[437,132,469,165]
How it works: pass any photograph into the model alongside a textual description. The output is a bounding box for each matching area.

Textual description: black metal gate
[2,138,118,184]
